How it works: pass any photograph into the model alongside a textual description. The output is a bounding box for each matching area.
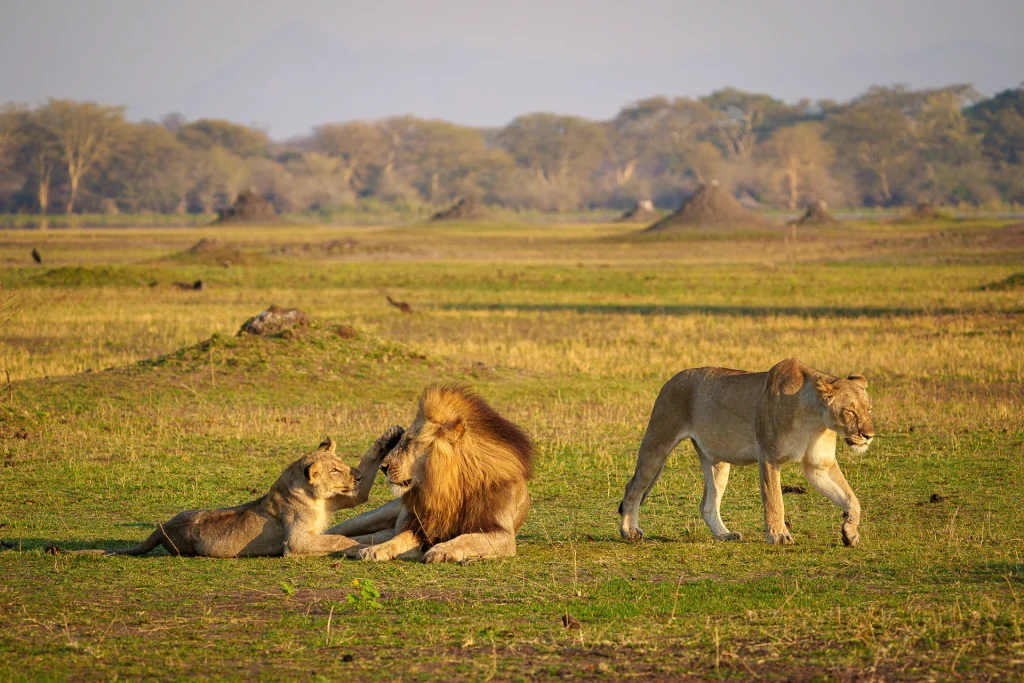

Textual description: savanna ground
[0,216,1022,681]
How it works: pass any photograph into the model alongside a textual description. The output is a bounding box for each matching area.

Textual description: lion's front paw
[716,531,743,542]
[621,526,644,541]
[766,530,794,545]
[842,524,860,547]
[357,544,395,562]
[424,546,466,564]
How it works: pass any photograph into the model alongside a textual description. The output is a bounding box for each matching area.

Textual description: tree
[189,146,250,213]
[102,122,191,213]
[178,119,268,158]
[759,123,835,209]
[17,113,62,213]
[39,99,125,213]
[827,101,914,204]
[310,121,385,195]
[966,86,1024,165]
[0,104,26,172]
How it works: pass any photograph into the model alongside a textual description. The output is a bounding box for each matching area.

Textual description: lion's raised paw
[842,526,860,547]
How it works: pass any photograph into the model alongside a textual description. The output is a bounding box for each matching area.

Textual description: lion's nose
[863,431,875,441]
[380,463,389,475]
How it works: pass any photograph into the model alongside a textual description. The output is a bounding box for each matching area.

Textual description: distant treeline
[0,83,1021,216]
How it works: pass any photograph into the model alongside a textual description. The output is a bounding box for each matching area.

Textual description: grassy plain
[0,217,1022,681]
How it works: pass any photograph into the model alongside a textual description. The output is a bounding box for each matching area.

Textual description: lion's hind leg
[620,426,685,541]
[802,461,861,547]
[698,454,741,541]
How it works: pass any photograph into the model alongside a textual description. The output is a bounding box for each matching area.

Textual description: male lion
[619,358,874,547]
[331,384,534,564]
[73,428,403,557]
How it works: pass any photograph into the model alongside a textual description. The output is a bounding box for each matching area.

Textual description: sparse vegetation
[0,219,1021,680]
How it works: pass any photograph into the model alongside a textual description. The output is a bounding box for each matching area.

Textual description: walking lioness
[619,358,874,546]
[74,428,403,557]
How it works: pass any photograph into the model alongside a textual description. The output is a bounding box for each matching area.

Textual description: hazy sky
[2,0,1022,136]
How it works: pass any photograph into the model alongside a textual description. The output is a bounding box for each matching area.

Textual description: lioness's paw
[374,426,405,454]
[621,527,644,541]
[766,530,794,546]
[716,531,743,542]
[357,545,394,562]
[424,546,465,564]
[842,525,860,547]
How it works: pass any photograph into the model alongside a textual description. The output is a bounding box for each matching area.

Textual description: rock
[238,306,309,336]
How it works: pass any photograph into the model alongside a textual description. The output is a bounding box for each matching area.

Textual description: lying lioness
[74,427,403,557]
[619,358,875,546]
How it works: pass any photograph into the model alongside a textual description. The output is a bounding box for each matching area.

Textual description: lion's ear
[303,461,318,483]
[847,373,868,389]
[317,437,336,454]
[814,376,837,403]
[435,419,466,443]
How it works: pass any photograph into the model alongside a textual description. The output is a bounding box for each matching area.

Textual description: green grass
[0,220,1022,680]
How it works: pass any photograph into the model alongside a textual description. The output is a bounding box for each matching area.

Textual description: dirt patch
[237,306,309,337]
[781,484,807,494]
[430,196,491,221]
[794,200,840,226]
[214,188,278,224]
[615,199,661,223]
[644,181,776,232]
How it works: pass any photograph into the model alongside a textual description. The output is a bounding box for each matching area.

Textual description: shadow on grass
[437,302,1022,319]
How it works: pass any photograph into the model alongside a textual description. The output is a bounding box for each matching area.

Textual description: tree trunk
[786,167,799,210]
[66,173,79,213]
[38,172,51,214]
[878,168,892,203]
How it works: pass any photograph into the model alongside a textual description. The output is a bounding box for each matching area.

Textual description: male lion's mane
[402,384,533,545]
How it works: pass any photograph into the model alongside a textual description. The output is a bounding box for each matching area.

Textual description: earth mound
[215,187,277,224]
[430,196,491,221]
[167,238,263,266]
[794,200,840,226]
[238,306,309,337]
[616,199,661,223]
[644,181,774,232]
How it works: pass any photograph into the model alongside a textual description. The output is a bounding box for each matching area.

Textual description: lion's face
[816,373,876,453]
[379,418,427,497]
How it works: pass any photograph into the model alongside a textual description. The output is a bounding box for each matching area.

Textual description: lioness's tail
[68,527,168,556]
[106,528,168,555]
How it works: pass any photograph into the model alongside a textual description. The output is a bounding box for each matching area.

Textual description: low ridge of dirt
[616,199,661,223]
[430,196,491,221]
[794,200,840,226]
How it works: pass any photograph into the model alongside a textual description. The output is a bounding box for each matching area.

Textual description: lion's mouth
[391,479,412,488]
[844,436,872,453]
